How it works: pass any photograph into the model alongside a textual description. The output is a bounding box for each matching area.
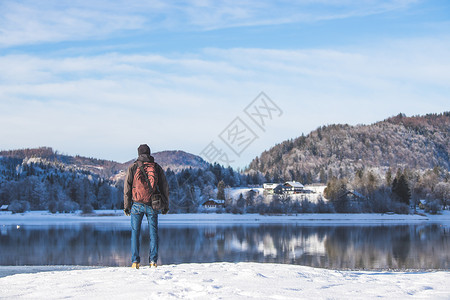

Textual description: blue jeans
[131,202,159,264]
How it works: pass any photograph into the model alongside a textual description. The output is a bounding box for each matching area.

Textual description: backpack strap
[136,161,160,194]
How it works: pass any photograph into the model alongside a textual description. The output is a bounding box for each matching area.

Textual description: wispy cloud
[0,1,147,47]
[0,36,449,164]
[0,0,420,47]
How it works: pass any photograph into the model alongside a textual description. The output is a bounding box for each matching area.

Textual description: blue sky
[0,0,449,168]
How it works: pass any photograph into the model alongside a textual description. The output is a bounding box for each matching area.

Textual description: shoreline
[1,210,449,226]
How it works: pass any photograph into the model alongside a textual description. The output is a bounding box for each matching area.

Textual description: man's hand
[162,208,169,215]
[124,208,131,216]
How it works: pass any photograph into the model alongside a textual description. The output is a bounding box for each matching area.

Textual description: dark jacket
[124,154,169,211]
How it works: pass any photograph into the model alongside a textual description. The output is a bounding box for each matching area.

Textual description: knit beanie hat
[138,144,151,156]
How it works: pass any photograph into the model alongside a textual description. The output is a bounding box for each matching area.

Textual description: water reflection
[0,224,448,270]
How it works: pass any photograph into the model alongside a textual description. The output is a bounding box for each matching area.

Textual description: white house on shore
[262,183,279,192]
[283,181,305,194]
[263,181,306,195]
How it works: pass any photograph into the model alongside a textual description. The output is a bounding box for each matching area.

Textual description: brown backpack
[132,161,158,205]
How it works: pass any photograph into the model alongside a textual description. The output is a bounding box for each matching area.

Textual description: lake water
[0,223,448,270]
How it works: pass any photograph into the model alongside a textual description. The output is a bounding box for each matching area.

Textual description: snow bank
[1,210,449,226]
[0,263,448,299]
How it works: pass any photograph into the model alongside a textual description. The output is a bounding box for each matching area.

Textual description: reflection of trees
[0,224,131,266]
[324,225,449,269]
[324,226,393,269]
[0,224,448,270]
[392,227,411,265]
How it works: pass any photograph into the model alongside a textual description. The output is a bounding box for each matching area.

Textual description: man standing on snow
[124,144,169,269]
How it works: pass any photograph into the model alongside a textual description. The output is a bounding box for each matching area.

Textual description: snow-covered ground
[0,262,448,299]
[1,210,449,226]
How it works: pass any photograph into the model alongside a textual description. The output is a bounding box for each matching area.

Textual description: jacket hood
[137,154,154,163]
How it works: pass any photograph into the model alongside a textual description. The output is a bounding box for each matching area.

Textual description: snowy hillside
[0,147,209,180]
[248,112,450,182]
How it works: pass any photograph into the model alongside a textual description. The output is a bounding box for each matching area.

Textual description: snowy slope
[0,263,448,299]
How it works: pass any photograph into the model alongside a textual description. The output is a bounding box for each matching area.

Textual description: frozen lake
[1,222,448,270]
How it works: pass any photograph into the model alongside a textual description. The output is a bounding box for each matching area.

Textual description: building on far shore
[263,181,308,195]
[201,199,225,209]
[262,183,280,194]
[283,181,304,194]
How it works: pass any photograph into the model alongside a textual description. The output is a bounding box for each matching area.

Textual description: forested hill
[0,148,209,180]
[247,112,450,183]
[0,147,126,179]
[0,147,255,213]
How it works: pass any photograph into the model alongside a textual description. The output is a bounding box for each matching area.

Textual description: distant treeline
[1,156,449,215]
[0,156,263,214]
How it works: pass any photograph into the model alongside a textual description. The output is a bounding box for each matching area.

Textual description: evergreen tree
[392,173,411,206]
[245,189,256,207]
[324,177,348,213]
[217,180,225,200]
[237,193,245,209]
[333,182,349,213]
[97,183,112,209]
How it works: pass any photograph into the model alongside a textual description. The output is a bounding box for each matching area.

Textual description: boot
[131,262,140,269]
[150,261,157,268]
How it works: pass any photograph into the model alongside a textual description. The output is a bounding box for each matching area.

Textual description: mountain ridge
[0,147,209,180]
[247,112,450,183]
